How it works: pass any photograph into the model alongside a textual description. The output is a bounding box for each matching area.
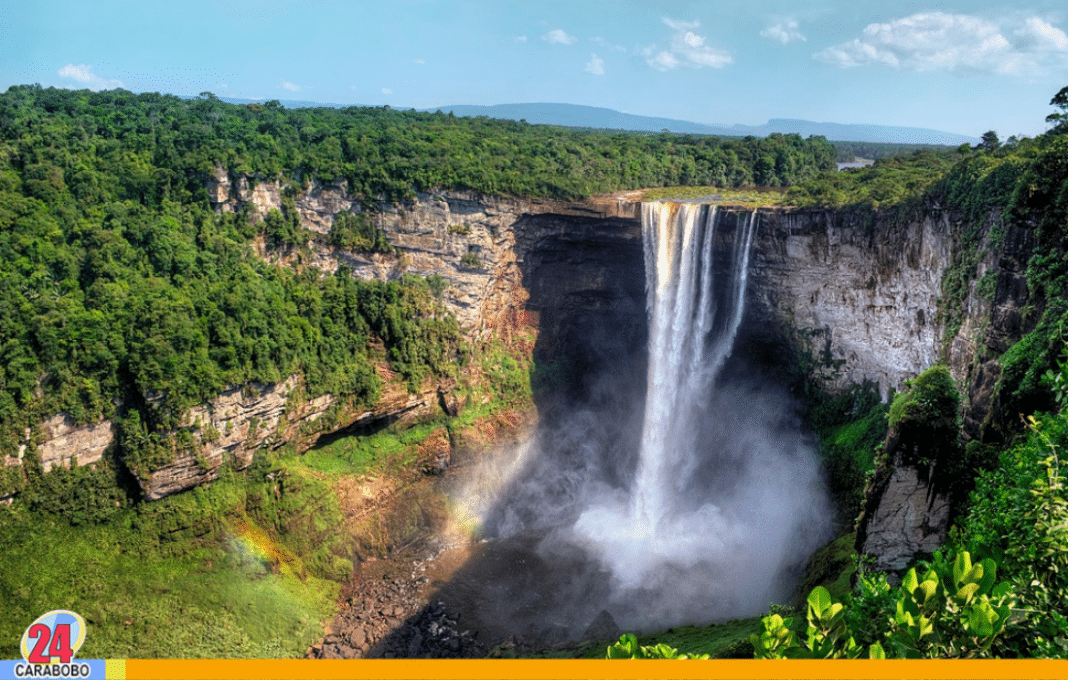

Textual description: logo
[8,610,94,678]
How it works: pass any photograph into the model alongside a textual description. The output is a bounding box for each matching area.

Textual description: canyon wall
[12,174,1034,510]
[4,176,644,502]
[747,208,954,399]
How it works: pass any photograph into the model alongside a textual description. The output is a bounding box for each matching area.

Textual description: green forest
[0,85,838,658]
[0,85,838,471]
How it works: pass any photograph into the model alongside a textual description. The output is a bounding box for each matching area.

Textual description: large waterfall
[632,202,758,536]
[458,201,832,636]
[568,201,830,617]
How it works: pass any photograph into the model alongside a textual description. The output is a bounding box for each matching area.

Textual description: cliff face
[8,176,644,502]
[746,208,953,399]
[17,176,1035,511]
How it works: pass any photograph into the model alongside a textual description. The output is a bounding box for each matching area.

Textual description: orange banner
[119,658,1068,680]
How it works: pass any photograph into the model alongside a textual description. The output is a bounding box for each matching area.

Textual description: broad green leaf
[917,579,938,605]
[963,562,984,586]
[992,581,1012,599]
[955,582,980,604]
[868,641,887,659]
[902,567,919,594]
[808,586,833,615]
[978,558,997,595]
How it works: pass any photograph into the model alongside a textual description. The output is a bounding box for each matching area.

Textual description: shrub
[751,551,1013,659]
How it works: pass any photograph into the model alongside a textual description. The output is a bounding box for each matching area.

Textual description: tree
[1046,86,1068,134]
[978,131,1000,152]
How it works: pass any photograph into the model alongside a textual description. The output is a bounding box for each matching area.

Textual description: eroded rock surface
[855,452,951,573]
[749,208,953,398]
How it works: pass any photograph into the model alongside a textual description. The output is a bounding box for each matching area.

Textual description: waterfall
[632,202,758,533]
[475,199,832,629]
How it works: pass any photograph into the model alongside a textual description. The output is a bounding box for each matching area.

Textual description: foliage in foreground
[748,405,1068,659]
[605,633,710,659]
[956,412,1068,657]
[750,552,1012,659]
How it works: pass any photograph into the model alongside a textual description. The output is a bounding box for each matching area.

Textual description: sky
[3,1,1068,138]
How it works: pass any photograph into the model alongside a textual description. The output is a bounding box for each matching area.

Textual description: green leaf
[966,604,995,638]
[978,558,997,595]
[953,551,972,586]
[606,633,639,659]
[991,581,1012,599]
[808,585,833,615]
[868,641,887,659]
[917,579,938,605]
[902,567,919,594]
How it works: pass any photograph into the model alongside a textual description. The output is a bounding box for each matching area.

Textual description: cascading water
[572,202,777,590]
[455,200,832,636]
[631,202,758,537]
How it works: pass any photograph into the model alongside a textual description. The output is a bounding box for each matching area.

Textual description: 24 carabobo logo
[12,610,93,677]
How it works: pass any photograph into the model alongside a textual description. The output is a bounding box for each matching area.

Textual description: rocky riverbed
[306,537,489,659]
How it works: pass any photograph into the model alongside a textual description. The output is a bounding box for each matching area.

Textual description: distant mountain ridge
[211,96,976,145]
[427,103,979,145]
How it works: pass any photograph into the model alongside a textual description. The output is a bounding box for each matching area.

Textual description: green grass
[299,418,444,479]
[0,510,337,659]
[554,617,760,659]
[793,532,858,603]
[639,185,790,206]
[623,618,760,658]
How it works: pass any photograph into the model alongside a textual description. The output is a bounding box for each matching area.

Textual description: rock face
[945,218,1040,442]
[747,207,954,399]
[19,179,645,501]
[140,375,444,500]
[855,451,952,573]
[36,415,115,473]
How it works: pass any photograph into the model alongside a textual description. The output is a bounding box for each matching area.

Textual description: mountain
[425,103,979,146]
[208,96,977,145]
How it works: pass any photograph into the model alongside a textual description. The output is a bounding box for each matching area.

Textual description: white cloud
[382,87,393,95]
[585,53,605,75]
[814,12,1068,76]
[543,29,576,45]
[280,80,303,92]
[592,36,628,52]
[515,35,528,43]
[414,58,426,65]
[761,18,806,44]
[57,63,123,91]
[644,17,732,70]
[1014,17,1068,51]
[645,49,680,71]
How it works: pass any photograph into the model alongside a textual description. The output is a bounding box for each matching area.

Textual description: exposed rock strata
[140,375,441,500]
[855,451,951,573]
[747,207,954,398]
[36,415,115,473]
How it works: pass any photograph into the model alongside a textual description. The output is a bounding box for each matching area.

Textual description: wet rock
[581,609,620,643]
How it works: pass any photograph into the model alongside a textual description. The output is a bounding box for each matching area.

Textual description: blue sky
[3,1,1068,137]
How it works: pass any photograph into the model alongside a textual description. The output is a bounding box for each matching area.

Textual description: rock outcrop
[855,451,951,573]
[36,415,115,473]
